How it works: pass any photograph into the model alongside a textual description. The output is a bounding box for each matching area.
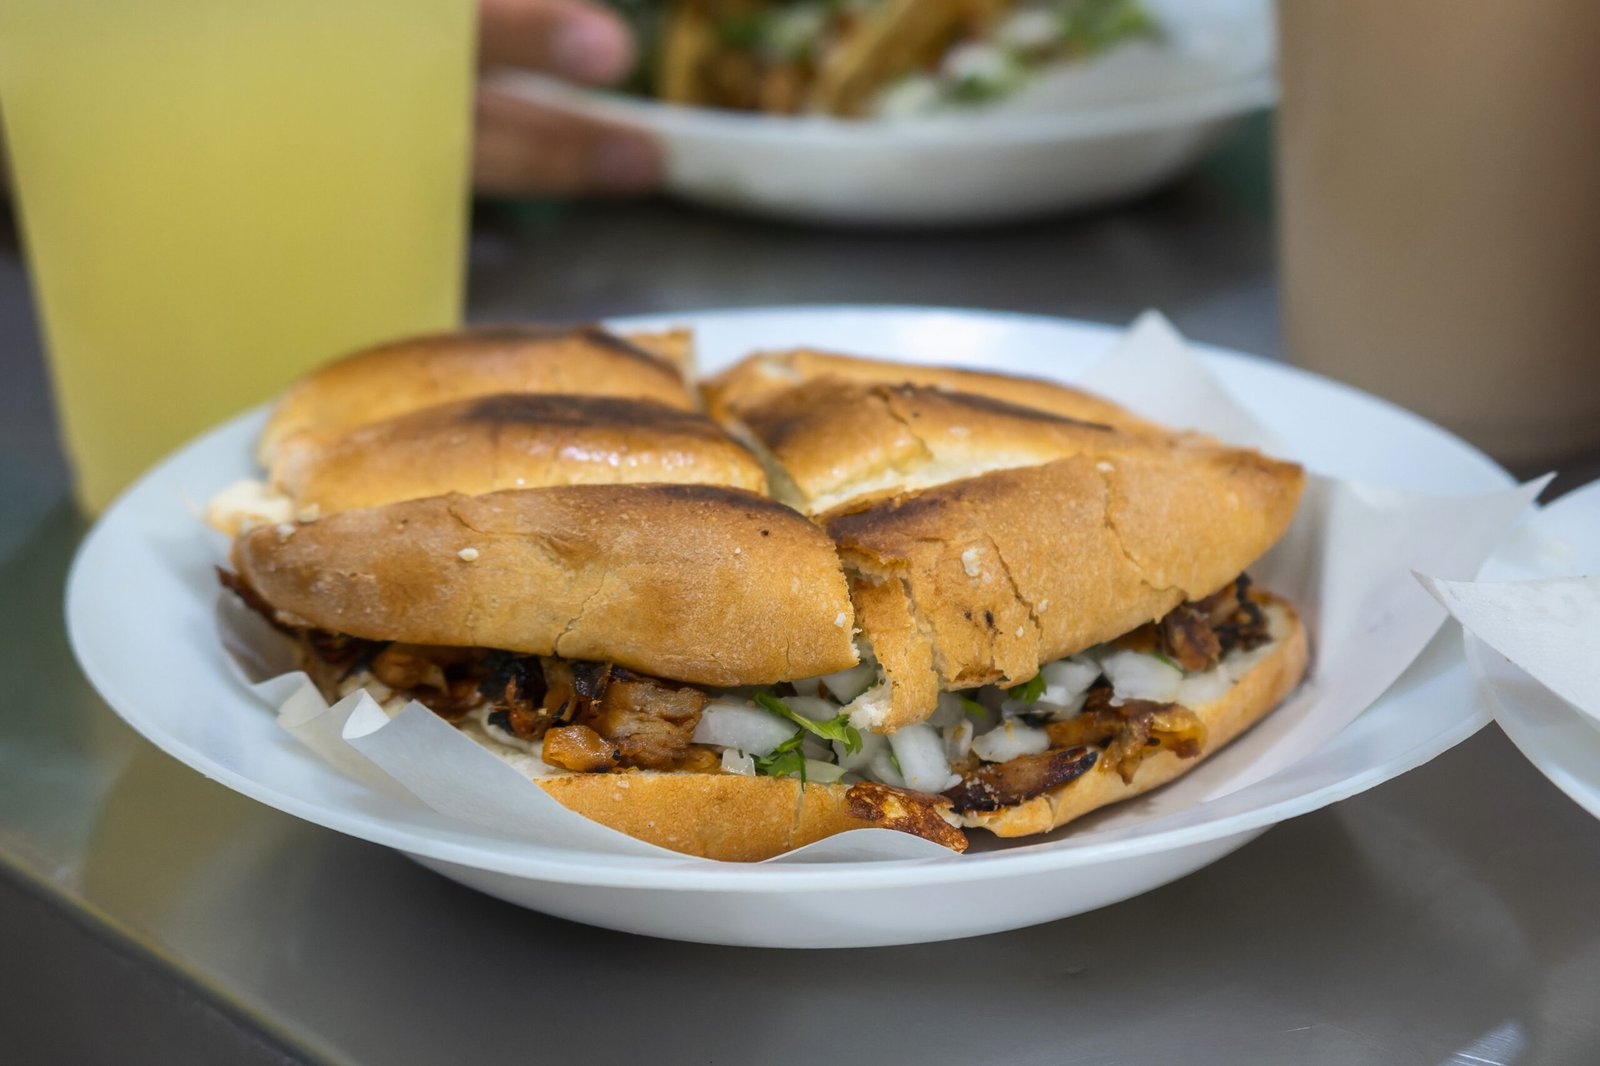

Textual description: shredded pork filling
[222,569,1278,820]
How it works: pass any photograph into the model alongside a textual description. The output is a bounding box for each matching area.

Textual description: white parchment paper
[1418,575,1600,726]
[218,312,1541,860]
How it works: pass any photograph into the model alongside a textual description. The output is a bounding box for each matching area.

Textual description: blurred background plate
[491,0,1274,226]
[1468,481,1600,820]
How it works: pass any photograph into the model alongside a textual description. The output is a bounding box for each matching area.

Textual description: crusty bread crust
[259,325,695,463]
[726,378,1209,515]
[271,393,767,514]
[702,348,1163,434]
[827,450,1304,730]
[537,774,877,862]
[625,328,696,379]
[965,599,1309,836]
[236,485,859,687]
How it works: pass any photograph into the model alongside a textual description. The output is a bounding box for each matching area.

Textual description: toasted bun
[537,775,879,862]
[965,598,1309,836]
[260,325,694,463]
[236,485,859,686]
[271,394,767,514]
[827,450,1304,730]
[726,378,1205,515]
[625,328,696,379]
[703,348,1162,435]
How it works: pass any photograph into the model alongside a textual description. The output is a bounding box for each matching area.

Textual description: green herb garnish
[887,746,904,778]
[753,730,807,782]
[754,692,863,754]
[958,695,990,721]
[1152,650,1182,672]
[1007,674,1047,703]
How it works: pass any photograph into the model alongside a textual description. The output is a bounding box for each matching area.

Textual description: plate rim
[68,304,1510,892]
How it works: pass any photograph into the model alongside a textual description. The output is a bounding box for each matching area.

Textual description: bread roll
[260,325,695,463]
[271,394,766,514]
[724,377,1202,515]
[536,774,961,861]
[827,450,1304,730]
[703,348,1162,434]
[625,328,696,379]
[236,485,859,687]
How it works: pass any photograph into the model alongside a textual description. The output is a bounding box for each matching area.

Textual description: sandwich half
[704,352,1308,838]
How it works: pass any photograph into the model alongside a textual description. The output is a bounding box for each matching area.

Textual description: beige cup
[1278,0,1600,471]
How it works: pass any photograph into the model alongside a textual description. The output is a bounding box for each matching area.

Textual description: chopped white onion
[803,759,847,784]
[1041,656,1100,701]
[721,749,756,776]
[818,661,878,703]
[691,700,797,756]
[944,719,974,761]
[1176,665,1234,708]
[1097,648,1183,703]
[834,728,887,773]
[971,719,1051,763]
[867,747,906,788]
[888,723,958,793]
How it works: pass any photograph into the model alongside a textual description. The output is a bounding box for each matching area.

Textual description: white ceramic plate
[1468,481,1600,819]
[68,306,1509,947]
[490,0,1273,226]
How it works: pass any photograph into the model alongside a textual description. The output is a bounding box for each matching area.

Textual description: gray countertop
[5,126,1600,1065]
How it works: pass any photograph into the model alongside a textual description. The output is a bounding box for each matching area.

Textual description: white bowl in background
[489,0,1275,226]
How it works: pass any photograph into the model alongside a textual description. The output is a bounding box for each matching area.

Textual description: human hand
[475,0,662,197]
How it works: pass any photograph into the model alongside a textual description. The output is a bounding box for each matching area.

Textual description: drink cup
[0,0,476,511]
[1278,0,1600,471]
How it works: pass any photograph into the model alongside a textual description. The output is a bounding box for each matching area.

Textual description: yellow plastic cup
[0,0,476,511]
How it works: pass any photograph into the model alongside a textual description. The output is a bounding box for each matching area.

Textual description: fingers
[479,0,635,85]
[473,88,662,197]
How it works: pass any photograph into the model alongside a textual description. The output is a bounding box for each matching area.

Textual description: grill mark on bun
[452,393,715,433]
[385,324,682,377]
[883,384,1114,433]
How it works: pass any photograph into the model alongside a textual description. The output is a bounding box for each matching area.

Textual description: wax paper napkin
[1418,574,1600,726]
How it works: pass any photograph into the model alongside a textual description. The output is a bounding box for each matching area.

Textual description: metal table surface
[5,127,1600,1066]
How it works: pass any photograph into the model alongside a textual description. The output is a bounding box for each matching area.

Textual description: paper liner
[1419,574,1600,727]
[216,312,1540,861]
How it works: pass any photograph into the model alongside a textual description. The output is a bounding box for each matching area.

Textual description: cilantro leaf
[887,745,903,778]
[754,692,863,755]
[1152,650,1182,672]
[958,695,990,721]
[1007,674,1047,702]
[753,730,807,783]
